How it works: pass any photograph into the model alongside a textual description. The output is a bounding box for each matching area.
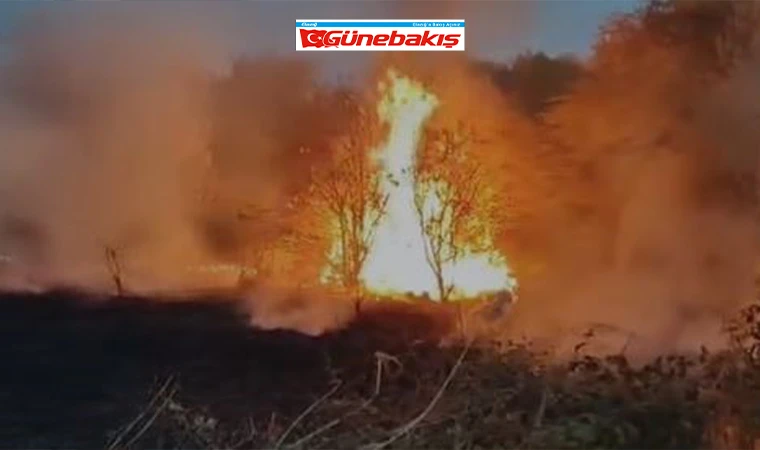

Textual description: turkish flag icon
[300,29,338,48]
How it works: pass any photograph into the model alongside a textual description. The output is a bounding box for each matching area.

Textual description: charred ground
[2,291,760,449]
[0,290,454,448]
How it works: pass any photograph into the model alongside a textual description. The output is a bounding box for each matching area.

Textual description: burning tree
[413,123,500,302]
[306,101,388,298]
[355,69,515,302]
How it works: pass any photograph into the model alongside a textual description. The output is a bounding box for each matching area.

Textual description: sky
[0,1,642,68]
[528,1,641,57]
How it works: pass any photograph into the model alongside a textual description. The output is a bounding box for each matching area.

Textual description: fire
[355,69,517,300]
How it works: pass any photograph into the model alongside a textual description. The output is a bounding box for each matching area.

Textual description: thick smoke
[505,33,760,357]
[0,8,344,294]
[0,12,217,291]
[510,151,757,357]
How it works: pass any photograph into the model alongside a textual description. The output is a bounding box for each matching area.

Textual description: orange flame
[327,69,516,300]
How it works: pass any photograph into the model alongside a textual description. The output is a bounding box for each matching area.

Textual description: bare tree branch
[413,124,494,301]
[306,100,387,299]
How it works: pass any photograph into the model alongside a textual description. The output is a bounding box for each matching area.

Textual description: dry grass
[117,302,760,449]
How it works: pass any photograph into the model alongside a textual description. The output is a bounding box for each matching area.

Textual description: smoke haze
[0,2,757,354]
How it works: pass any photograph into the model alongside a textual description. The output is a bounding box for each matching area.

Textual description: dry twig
[532,385,549,429]
[275,380,342,449]
[231,417,257,449]
[123,389,176,449]
[106,375,175,450]
[363,341,471,450]
[286,351,401,449]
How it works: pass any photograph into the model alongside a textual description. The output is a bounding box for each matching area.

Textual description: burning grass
[3,290,760,449]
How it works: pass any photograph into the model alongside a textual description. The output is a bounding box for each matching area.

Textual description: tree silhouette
[306,98,388,300]
[414,123,494,302]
